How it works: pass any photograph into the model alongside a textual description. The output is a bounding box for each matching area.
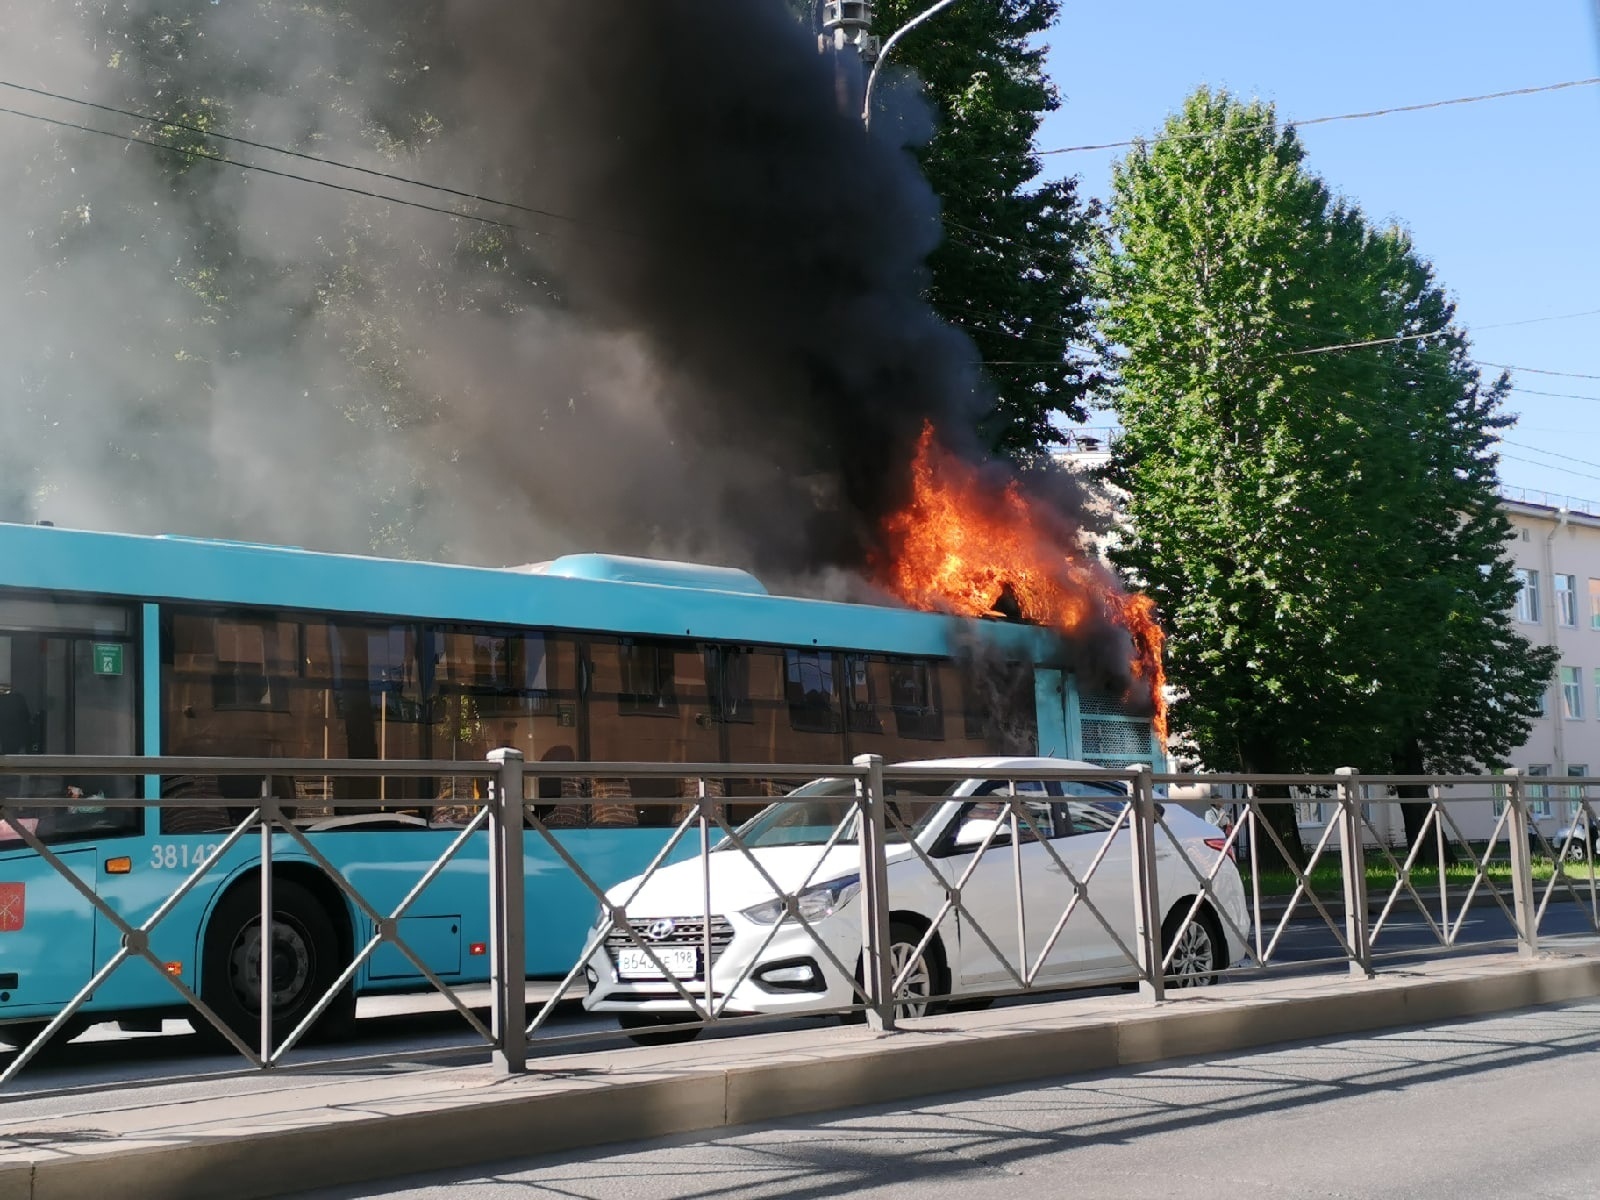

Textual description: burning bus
[0,520,1158,1047]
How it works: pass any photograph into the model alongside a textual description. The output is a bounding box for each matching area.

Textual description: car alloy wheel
[1165,917,1219,988]
[889,935,935,1019]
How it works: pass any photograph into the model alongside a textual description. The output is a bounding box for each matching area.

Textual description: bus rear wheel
[198,878,352,1050]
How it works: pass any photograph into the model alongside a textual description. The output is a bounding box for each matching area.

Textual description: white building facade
[1498,495,1600,830]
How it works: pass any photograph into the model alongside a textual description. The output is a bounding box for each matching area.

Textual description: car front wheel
[1162,905,1224,988]
[887,921,940,1019]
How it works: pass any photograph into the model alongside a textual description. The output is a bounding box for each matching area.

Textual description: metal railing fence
[0,754,1589,1087]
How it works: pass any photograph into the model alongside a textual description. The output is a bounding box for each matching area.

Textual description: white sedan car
[582,757,1248,1043]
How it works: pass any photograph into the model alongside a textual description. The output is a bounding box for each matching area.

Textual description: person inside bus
[0,687,34,753]
[0,687,35,800]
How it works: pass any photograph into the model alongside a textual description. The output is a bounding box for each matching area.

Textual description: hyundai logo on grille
[646,918,676,941]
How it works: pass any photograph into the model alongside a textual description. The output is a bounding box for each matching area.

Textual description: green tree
[1098,88,1554,863]
[859,0,1098,459]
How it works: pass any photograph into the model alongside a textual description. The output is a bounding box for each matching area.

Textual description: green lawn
[1236,856,1593,899]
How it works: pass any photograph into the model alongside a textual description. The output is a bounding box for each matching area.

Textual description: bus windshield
[721,777,957,849]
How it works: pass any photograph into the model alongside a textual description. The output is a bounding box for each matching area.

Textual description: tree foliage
[858,0,1098,460]
[1098,88,1555,852]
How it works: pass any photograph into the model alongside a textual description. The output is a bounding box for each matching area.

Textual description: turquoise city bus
[0,521,1158,1045]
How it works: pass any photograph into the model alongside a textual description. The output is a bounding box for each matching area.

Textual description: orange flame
[879,424,1168,743]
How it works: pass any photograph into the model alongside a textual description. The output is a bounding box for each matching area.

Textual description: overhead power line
[1511,386,1600,403]
[0,102,523,232]
[1037,76,1600,157]
[1478,306,1600,331]
[1499,452,1600,486]
[1501,439,1600,474]
[5,72,1597,399]
[1288,329,1450,356]
[0,78,574,228]
[1287,308,1600,358]
[1481,362,1600,381]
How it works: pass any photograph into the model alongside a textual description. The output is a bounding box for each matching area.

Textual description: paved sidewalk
[2,949,1599,1200]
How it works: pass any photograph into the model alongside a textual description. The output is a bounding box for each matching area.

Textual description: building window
[209,619,296,712]
[1562,666,1584,719]
[785,651,841,734]
[1528,764,1553,817]
[705,646,753,725]
[841,654,881,734]
[1515,569,1540,624]
[1590,580,1600,630]
[1557,574,1578,626]
[1568,765,1589,816]
[888,659,944,741]
[616,641,677,716]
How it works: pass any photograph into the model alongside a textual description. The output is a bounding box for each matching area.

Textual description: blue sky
[1034,0,1600,503]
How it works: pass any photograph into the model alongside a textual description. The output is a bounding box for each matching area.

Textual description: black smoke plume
[0,2,1108,609]
[432,0,991,575]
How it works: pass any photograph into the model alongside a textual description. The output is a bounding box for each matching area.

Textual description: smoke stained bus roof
[518,553,769,595]
[0,523,1054,660]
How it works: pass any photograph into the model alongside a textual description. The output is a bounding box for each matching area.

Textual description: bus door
[0,607,139,796]
[0,847,99,1012]
[1033,668,1070,759]
[0,602,144,1011]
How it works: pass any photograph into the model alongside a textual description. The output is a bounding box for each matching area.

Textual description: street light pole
[860,0,964,130]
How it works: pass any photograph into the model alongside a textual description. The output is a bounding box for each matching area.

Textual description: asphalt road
[1,896,1595,1101]
[299,1000,1600,1200]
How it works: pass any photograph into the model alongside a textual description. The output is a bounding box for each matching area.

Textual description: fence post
[853,753,895,1032]
[1335,768,1373,980]
[1503,767,1539,959]
[1128,764,1165,1003]
[259,778,276,1065]
[488,748,528,1074]
[698,775,716,1025]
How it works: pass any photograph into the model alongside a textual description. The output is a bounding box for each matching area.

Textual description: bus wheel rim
[229,917,313,1013]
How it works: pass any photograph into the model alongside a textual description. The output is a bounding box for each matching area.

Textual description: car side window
[1060,796,1128,838]
[952,781,1055,848]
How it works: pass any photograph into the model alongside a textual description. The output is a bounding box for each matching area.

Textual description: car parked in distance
[1541,814,1600,862]
[581,757,1249,1044]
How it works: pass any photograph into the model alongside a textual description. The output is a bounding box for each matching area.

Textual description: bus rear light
[1203,836,1235,862]
[469,942,487,956]
[164,962,183,976]
[105,857,132,875]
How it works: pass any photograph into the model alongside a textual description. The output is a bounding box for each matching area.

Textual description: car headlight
[741,875,861,926]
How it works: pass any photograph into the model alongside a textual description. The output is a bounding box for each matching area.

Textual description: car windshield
[721,777,958,849]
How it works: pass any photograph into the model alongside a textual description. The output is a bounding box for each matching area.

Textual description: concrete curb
[5,954,1600,1199]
